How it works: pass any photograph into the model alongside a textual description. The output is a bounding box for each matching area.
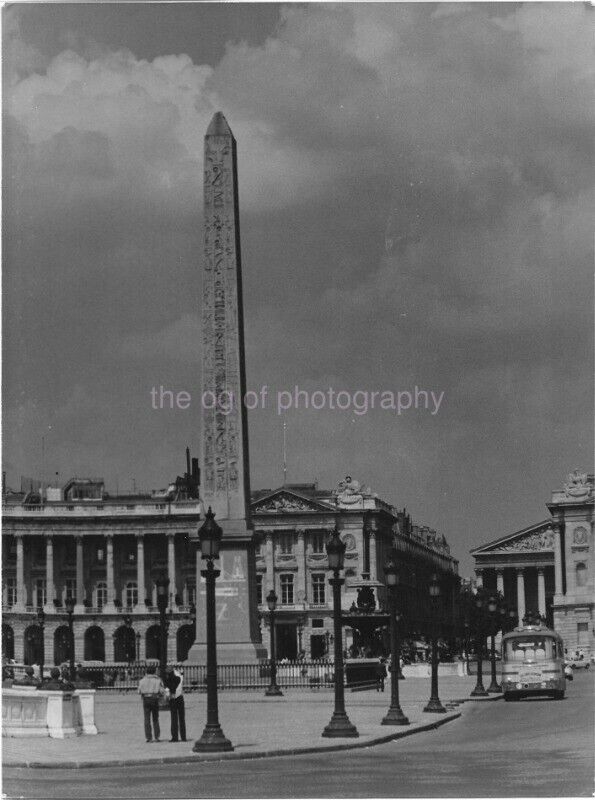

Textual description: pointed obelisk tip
[206,111,232,137]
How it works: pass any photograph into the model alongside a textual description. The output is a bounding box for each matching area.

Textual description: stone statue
[356,585,376,613]
[336,476,363,505]
[564,470,592,499]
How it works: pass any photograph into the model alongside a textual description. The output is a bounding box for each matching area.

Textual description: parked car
[564,657,590,671]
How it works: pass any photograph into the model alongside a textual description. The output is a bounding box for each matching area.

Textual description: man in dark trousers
[138,664,164,743]
[164,665,186,742]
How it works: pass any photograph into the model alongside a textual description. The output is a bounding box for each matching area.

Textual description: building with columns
[471,470,594,657]
[2,476,201,666]
[252,478,460,660]
[2,473,460,666]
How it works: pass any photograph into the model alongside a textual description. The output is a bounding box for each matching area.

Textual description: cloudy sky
[3,2,593,574]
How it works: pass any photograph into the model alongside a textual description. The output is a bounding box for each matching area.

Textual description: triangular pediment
[471,520,554,555]
[251,489,335,514]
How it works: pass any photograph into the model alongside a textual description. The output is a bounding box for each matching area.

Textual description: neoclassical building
[2,477,201,666]
[2,473,460,666]
[252,478,460,659]
[471,471,594,656]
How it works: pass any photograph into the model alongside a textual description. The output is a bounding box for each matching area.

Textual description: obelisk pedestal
[186,112,266,664]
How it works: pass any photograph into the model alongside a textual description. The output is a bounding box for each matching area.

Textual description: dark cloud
[3,3,593,574]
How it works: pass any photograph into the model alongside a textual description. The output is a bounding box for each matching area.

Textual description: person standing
[138,665,164,743]
[164,665,186,742]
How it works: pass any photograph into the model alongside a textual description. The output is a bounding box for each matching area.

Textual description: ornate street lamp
[64,595,76,681]
[423,574,446,713]
[487,596,502,693]
[322,527,359,738]
[36,606,46,684]
[265,589,283,696]
[463,610,471,675]
[155,573,170,680]
[471,591,488,696]
[193,507,233,752]
[382,553,409,725]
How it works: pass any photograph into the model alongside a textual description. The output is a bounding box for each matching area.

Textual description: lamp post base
[265,685,283,697]
[487,681,502,693]
[193,723,234,753]
[381,706,410,725]
[471,684,489,697]
[322,711,359,738]
[423,697,447,713]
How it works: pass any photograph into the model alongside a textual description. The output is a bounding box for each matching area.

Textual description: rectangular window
[256,574,263,605]
[64,578,76,601]
[96,547,105,563]
[6,577,17,607]
[96,583,107,608]
[311,532,325,554]
[35,578,47,607]
[125,582,138,607]
[279,533,294,555]
[312,573,326,604]
[311,618,324,628]
[280,574,294,605]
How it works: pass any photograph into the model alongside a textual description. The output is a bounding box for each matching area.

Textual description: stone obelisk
[187,112,265,664]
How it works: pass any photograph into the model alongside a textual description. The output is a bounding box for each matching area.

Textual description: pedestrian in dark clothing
[138,664,165,743]
[164,665,186,742]
[376,658,387,692]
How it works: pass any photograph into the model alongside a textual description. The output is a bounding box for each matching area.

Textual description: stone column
[44,535,55,611]
[553,525,563,596]
[516,568,525,624]
[136,534,145,610]
[537,568,546,618]
[496,569,504,595]
[475,569,483,589]
[296,529,306,602]
[75,536,84,611]
[104,535,116,611]
[265,532,274,591]
[368,530,377,581]
[167,534,176,606]
[15,535,26,609]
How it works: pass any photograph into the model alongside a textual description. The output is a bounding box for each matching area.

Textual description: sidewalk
[2,676,501,768]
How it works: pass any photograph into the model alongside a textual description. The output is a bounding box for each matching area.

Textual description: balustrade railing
[13,659,336,692]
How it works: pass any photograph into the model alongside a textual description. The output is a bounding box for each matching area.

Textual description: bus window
[505,636,554,662]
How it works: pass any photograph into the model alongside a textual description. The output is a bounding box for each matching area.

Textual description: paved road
[5,671,593,799]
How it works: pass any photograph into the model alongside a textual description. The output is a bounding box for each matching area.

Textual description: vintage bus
[501,622,566,701]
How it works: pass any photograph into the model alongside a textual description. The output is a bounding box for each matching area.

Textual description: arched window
[54,625,71,666]
[576,563,587,587]
[113,626,136,663]
[24,624,43,666]
[145,625,161,661]
[96,582,107,608]
[125,581,138,608]
[2,624,14,661]
[84,626,105,661]
[177,624,195,662]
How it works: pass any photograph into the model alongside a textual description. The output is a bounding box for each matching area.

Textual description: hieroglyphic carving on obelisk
[189,113,265,663]
[201,112,251,530]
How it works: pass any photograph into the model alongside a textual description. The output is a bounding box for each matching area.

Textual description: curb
[4,712,461,769]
